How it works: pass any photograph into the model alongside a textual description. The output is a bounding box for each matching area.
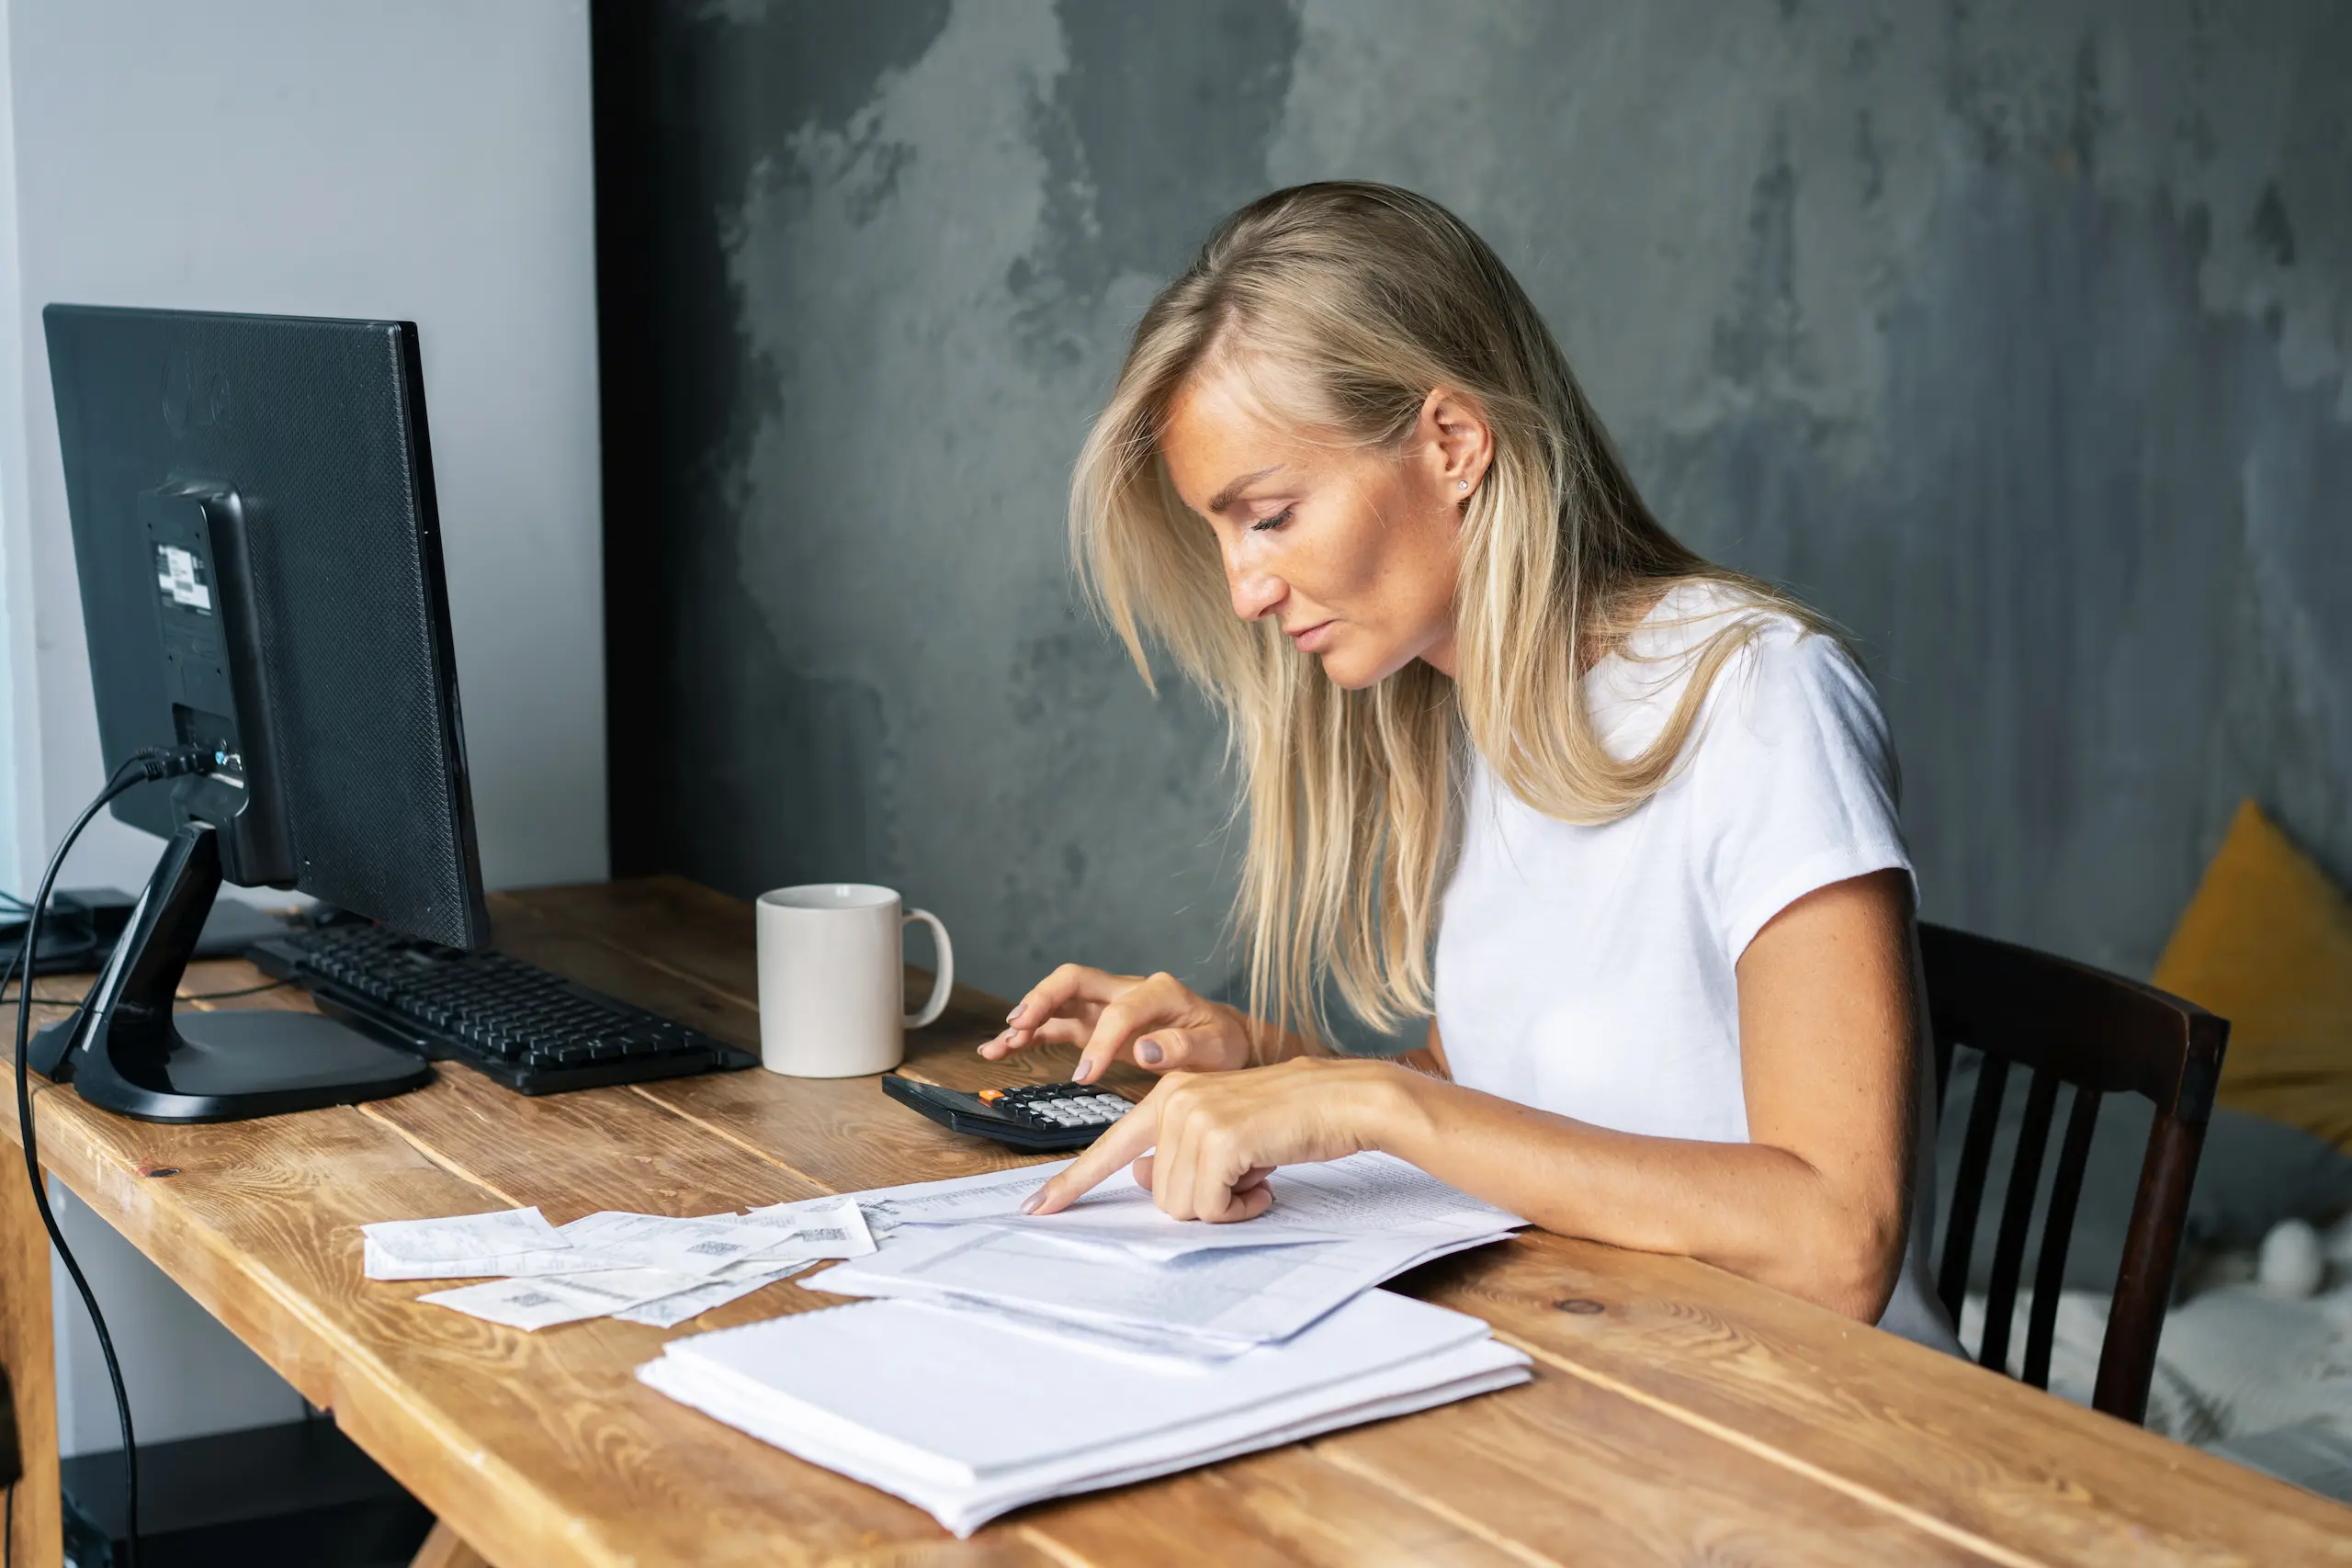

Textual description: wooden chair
[1919,921,2229,1425]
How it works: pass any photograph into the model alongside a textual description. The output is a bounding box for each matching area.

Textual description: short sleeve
[1689,627,1914,962]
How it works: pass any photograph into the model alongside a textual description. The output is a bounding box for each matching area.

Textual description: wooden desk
[3,877,2346,1567]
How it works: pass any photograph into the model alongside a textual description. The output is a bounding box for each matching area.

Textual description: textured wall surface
[602,0,2350,1030]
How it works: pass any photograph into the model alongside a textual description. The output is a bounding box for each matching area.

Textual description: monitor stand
[29,822,432,1122]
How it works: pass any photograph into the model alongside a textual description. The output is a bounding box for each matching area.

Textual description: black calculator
[881,1077,1134,1152]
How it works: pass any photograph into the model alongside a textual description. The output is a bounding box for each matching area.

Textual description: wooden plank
[1017,1446,1533,1568]
[410,1518,494,1568]
[1414,1235,2352,1567]
[502,877,763,1010]
[498,878,1125,1089]
[2,977,96,1568]
[494,884,1155,1198]
[1309,1364,1995,1568]
[357,1061,834,1223]
[0,1104,62,1568]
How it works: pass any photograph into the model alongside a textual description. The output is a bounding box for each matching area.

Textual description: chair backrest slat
[2023,1084,2103,1389]
[1937,1053,2008,1327]
[1933,1029,1956,1123]
[1978,1066,2061,1374]
[1920,922,2227,1424]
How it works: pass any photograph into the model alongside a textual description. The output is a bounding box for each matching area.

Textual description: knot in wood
[1551,1297,1606,1315]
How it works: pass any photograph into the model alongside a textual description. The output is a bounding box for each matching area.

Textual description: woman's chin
[1314,644,1407,691]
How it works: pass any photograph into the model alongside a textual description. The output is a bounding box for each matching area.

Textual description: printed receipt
[381,1197,873,1327]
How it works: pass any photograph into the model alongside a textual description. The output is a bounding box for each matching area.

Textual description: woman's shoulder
[1623,579,1811,660]
[1589,580,1855,744]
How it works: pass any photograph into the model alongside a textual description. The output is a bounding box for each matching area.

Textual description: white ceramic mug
[755,884,954,1077]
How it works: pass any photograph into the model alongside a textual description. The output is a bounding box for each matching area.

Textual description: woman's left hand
[1023,1057,1419,1223]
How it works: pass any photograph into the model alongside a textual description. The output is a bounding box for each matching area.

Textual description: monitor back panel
[45,305,487,950]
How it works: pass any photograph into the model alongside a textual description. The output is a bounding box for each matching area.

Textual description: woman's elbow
[1803,1198,1907,1324]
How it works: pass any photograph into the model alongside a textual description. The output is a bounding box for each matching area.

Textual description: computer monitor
[35,304,491,1122]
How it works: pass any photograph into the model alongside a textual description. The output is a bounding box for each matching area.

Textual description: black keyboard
[249,924,758,1095]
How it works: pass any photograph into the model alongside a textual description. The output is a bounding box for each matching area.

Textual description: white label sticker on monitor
[154,544,212,612]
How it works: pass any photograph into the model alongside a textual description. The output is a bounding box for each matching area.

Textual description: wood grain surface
[0,875,2341,1568]
[1,1090,62,1568]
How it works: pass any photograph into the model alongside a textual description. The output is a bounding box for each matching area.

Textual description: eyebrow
[1204,466,1283,515]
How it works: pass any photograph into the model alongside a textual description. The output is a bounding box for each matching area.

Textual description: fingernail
[1018,1189,1044,1215]
[1136,1039,1163,1066]
[1006,1005,1023,1023]
[1070,1059,1093,1083]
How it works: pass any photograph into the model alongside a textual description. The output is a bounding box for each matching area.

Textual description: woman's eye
[1249,507,1295,534]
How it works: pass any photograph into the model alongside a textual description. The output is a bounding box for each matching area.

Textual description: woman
[979,182,1953,1347]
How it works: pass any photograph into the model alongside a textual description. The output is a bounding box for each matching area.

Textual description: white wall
[6,0,607,897]
[0,0,605,1454]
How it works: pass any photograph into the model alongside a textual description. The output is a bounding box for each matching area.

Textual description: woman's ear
[1418,385,1494,501]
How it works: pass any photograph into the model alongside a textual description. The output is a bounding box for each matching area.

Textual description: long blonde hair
[1071,183,1817,1043]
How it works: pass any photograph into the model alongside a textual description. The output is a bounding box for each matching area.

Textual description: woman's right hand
[978,965,1258,1085]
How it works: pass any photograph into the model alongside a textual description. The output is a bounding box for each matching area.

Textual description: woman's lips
[1287,619,1336,652]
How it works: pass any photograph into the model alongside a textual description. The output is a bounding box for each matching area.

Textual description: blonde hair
[1070,182,1819,1043]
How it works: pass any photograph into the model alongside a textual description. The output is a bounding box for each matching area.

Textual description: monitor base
[35,821,431,1123]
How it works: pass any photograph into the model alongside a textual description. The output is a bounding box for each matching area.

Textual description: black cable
[15,745,211,1568]
[3,976,290,1009]
[175,976,295,1003]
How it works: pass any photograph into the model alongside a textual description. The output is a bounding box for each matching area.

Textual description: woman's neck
[1419,629,1460,680]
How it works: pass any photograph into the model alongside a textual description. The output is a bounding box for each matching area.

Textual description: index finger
[1004,964,1134,1030]
[1022,1099,1159,1216]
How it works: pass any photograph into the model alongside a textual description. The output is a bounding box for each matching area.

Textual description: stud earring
[1456,479,1469,491]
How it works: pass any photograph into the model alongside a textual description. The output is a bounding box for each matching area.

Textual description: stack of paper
[639,1288,1531,1535]
[816,1152,1524,1358]
[364,1195,874,1330]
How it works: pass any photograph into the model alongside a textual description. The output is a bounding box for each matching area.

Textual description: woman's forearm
[1360,1063,1905,1321]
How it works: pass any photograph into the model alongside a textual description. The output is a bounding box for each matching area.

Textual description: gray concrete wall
[605,0,2351,1029]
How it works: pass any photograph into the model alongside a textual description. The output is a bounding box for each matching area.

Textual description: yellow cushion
[2152,801,2352,1149]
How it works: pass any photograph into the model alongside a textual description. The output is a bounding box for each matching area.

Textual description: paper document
[977,1152,1521,1261]
[853,1164,1057,1239]
[639,1289,1530,1535]
[813,1221,1517,1350]
[614,1262,818,1328]
[362,1207,566,1263]
[557,1212,818,1277]
[852,1150,1521,1262]
[423,1269,705,1330]
[364,1238,585,1282]
[364,1199,871,1283]
[367,1199,871,1328]
[735,1194,877,1258]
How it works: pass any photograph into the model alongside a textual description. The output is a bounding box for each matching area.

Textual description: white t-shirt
[1432,581,1955,1349]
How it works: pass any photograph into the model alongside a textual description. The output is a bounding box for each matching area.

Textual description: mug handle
[902,908,954,1029]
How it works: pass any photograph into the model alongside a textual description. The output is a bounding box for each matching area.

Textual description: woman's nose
[1227,565,1285,623]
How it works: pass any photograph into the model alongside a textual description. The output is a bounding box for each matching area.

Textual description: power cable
[14,744,216,1568]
